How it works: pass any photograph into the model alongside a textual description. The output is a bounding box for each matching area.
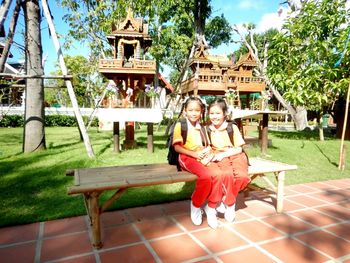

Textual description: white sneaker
[224,204,236,223]
[190,202,202,226]
[216,202,226,214]
[204,205,218,229]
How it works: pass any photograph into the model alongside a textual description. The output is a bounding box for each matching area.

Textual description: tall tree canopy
[267,0,350,115]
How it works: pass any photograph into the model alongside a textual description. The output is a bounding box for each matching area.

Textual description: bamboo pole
[42,0,95,158]
[338,81,350,170]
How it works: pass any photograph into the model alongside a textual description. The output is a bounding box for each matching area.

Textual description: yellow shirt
[172,119,204,151]
[208,121,245,151]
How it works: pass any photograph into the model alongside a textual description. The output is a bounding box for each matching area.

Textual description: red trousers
[216,152,250,206]
[179,154,223,208]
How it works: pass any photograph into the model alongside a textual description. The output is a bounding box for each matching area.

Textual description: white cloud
[238,0,255,9]
[256,7,289,33]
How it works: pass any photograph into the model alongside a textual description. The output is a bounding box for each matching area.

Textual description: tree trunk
[0,0,21,72]
[23,0,46,152]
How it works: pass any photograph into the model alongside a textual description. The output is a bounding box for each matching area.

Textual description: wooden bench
[66,158,297,248]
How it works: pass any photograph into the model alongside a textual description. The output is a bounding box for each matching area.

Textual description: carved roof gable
[114,7,143,33]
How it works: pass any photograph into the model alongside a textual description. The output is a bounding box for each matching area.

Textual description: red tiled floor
[44,216,87,237]
[324,222,350,241]
[230,220,283,242]
[291,209,341,227]
[192,227,248,253]
[161,200,189,215]
[99,244,156,263]
[295,230,350,258]
[286,194,328,207]
[101,224,141,248]
[218,247,275,263]
[263,213,314,235]
[0,242,36,263]
[260,237,329,262]
[150,234,208,262]
[0,179,349,262]
[135,217,184,239]
[101,210,130,227]
[0,223,39,245]
[40,232,92,262]
[126,205,164,222]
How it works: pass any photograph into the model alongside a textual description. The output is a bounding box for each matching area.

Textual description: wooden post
[261,113,268,155]
[147,122,154,153]
[276,171,285,213]
[42,0,95,158]
[85,192,102,249]
[113,122,120,153]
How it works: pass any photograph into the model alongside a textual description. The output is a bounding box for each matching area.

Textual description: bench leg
[276,171,285,213]
[85,192,102,249]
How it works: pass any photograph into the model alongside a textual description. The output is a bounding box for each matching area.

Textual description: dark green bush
[0,114,98,127]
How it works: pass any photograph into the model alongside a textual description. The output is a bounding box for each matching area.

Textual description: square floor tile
[324,222,350,241]
[192,227,247,253]
[58,254,96,263]
[173,214,209,231]
[314,205,350,221]
[304,182,338,191]
[295,230,350,258]
[162,200,190,216]
[135,217,184,240]
[102,224,141,248]
[126,205,164,222]
[150,234,208,262]
[286,195,328,207]
[282,199,306,212]
[241,201,277,218]
[101,210,130,227]
[310,190,349,204]
[99,244,156,263]
[218,247,275,263]
[263,214,314,235]
[0,223,39,245]
[44,216,87,237]
[230,220,283,242]
[40,232,92,262]
[291,210,341,227]
[0,242,36,263]
[287,184,318,194]
[260,237,329,262]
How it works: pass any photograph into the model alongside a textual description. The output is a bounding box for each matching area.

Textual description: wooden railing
[99,58,156,71]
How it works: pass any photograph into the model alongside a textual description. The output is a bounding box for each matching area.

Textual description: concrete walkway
[1,178,349,263]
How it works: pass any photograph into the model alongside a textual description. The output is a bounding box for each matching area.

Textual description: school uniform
[172,118,222,208]
[208,121,250,206]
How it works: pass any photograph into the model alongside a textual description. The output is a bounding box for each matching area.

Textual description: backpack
[166,118,209,171]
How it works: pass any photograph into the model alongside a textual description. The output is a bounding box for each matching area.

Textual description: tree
[46,55,104,107]
[22,0,45,152]
[267,0,350,139]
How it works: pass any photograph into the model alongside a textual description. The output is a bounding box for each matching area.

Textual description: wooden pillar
[147,123,154,153]
[276,171,285,213]
[261,113,268,155]
[85,192,102,249]
[124,121,136,149]
[113,122,120,153]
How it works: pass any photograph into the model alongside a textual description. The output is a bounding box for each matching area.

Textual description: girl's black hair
[208,98,229,116]
[179,96,206,122]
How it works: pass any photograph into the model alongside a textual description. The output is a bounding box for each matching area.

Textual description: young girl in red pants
[173,96,223,229]
[208,98,250,222]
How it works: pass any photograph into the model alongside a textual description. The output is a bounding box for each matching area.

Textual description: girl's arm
[174,144,203,159]
[213,146,242,161]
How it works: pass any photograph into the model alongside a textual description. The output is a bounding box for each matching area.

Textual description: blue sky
[6,0,286,76]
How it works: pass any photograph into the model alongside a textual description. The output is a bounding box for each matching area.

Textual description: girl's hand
[212,152,225,162]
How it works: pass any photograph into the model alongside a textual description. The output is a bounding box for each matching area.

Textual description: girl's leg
[229,152,250,197]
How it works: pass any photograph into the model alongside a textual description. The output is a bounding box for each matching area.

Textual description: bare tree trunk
[0,0,12,28]
[0,0,20,72]
[23,0,46,152]
[234,24,308,130]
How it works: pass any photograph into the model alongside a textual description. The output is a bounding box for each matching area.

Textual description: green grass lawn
[0,125,349,227]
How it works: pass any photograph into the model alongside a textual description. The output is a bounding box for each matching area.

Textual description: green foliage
[205,14,232,48]
[267,0,350,114]
[0,115,24,127]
